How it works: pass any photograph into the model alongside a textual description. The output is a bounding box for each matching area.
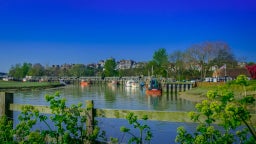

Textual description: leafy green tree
[85,66,95,76]
[69,64,86,77]
[9,63,30,79]
[104,58,117,77]
[153,48,168,66]
[21,63,32,77]
[152,48,169,77]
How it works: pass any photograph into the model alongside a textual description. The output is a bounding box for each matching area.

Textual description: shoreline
[178,92,206,103]
[0,81,65,92]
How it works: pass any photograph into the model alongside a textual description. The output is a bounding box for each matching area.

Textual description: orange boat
[145,78,162,96]
[80,81,90,86]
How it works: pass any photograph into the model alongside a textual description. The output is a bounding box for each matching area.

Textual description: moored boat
[146,78,162,96]
[80,80,90,86]
[125,80,134,87]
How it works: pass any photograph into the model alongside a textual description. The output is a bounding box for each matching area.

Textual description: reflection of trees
[104,85,117,102]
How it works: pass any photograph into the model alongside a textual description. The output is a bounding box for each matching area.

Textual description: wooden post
[0,92,13,119]
[85,100,94,136]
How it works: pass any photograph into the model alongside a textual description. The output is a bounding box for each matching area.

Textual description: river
[13,84,197,143]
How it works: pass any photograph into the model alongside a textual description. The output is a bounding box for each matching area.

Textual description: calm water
[13,84,197,143]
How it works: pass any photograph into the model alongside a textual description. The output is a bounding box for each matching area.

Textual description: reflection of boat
[125,86,138,96]
[108,80,120,86]
[131,81,140,88]
[146,78,162,96]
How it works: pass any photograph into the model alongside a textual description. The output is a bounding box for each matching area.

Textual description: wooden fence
[1,92,256,132]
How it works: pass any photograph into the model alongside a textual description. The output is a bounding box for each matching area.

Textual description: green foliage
[9,63,32,79]
[43,92,100,143]
[153,48,168,66]
[14,105,43,143]
[104,58,117,77]
[28,63,45,76]
[120,112,153,144]
[236,75,249,86]
[152,48,169,77]
[1,92,102,143]
[176,87,256,144]
[0,116,15,143]
[69,64,87,77]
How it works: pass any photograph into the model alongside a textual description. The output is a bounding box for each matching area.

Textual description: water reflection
[104,85,117,102]
[14,84,196,111]
[12,84,198,143]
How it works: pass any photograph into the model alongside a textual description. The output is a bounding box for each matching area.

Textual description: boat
[125,80,135,87]
[146,78,162,96]
[80,80,90,86]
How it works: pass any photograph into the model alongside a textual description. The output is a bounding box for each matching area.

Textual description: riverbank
[0,80,65,92]
[178,81,256,103]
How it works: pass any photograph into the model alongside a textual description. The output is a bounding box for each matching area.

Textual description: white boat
[131,81,140,88]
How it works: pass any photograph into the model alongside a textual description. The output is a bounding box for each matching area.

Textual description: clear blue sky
[0,0,256,72]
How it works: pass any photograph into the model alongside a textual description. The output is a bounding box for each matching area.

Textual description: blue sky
[0,0,256,72]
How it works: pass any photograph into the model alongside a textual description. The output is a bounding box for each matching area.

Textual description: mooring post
[0,92,13,120]
[85,100,95,137]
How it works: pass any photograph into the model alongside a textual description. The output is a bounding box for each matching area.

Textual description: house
[116,59,135,70]
[212,67,250,80]
[0,72,8,80]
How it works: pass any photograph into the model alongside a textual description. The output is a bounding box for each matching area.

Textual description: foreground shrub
[176,86,256,143]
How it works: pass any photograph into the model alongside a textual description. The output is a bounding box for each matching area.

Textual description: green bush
[176,86,256,143]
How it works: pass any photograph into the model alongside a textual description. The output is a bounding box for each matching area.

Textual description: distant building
[133,62,146,68]
[0,72,8,80]
[87,63,97,68]
[97,60,105,68]
[116,59,135,70]
[212,67,250,79]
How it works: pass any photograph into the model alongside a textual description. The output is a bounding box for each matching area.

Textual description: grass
[179,80,256,102]
[0,80,64,90]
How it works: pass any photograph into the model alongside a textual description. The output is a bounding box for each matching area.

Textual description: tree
[169,50,186,81]
[28,63,45,76]
[186,42,216,80]
[152,48,169,77]
[9,63,32,79]
[210,42,237,68]
[84,66,95,76]
[69,64,86,77]
[184,41,237,80]
[9,64,23,79]
[145,60,158,76]
[21,63,32,77]
[103,58,117,77]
